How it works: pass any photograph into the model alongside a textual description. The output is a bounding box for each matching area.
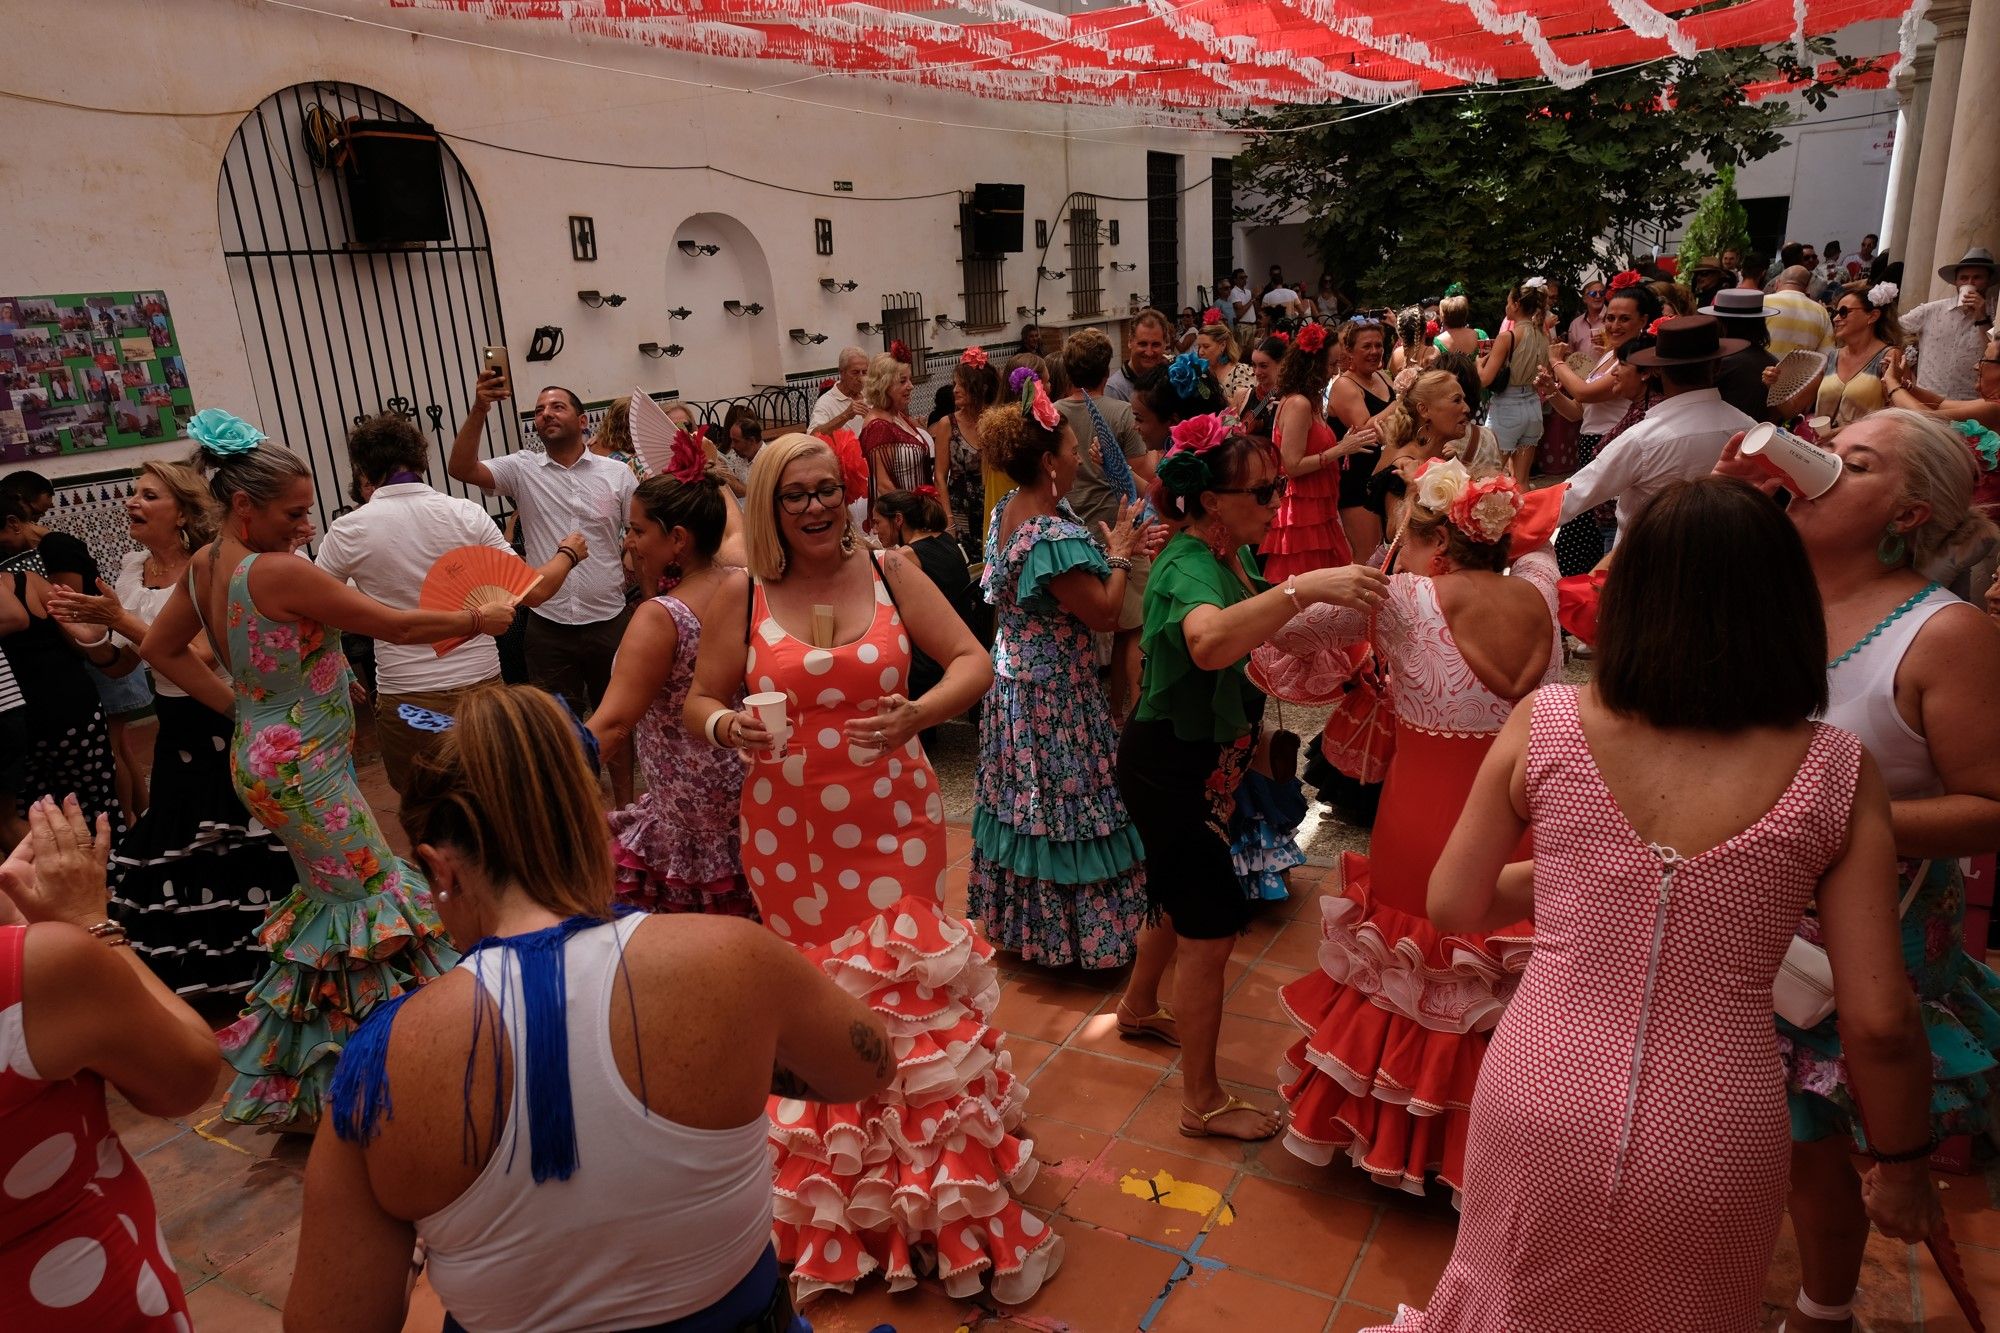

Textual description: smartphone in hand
[481,344,512,395]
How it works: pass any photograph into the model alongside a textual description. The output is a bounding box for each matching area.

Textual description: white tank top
[1580,352,1626,436]
[419,914,774,1333]
[1822,583,1959,801]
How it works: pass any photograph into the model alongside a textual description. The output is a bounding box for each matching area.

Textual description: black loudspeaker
[969,182,1025,255]
[340,119,452,247]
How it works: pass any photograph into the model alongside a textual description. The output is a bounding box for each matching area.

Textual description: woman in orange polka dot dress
[686,434,1063,1305]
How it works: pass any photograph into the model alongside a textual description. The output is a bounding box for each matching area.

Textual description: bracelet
[84,920,129,948]
[1865,1133,1938,1165]
[702,707,733,747]
[1282,577,1300,607]
[1106,555,1133,572]
[557,545,582,567]
[465,608,479,637]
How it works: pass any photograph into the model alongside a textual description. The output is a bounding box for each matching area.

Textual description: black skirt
[110,695,289,996]
[1117,717,1258,941]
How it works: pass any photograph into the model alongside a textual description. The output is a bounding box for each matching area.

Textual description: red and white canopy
[390,0,1912,111]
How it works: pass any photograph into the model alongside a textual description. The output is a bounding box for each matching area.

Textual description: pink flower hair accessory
[959,346,989,369]
[1446,473,1524,545]
[1167,413,1230,455]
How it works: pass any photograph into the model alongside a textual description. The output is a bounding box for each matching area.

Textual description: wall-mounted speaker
[340,118,451,247]
[968,182,1025,255]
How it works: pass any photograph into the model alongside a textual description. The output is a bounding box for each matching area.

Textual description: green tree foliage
[1232,44,1857,320]
[1677,164,1751,277]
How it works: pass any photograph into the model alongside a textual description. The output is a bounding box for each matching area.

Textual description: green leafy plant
[1677,164,1750,278]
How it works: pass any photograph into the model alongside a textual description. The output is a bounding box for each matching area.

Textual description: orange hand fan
[420,545,540,657]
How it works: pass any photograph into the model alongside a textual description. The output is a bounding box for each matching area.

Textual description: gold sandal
[1179,1095,1281,1142]
[1115,1003,1180,1047]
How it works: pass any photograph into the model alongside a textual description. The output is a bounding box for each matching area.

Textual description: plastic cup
[742,690,789,762]
[1740,422,1842,500]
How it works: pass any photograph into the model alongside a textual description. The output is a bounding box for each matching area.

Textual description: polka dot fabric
[742,568,1062,1304]
[0,925,190,1331]
[1371,686,1860,1332]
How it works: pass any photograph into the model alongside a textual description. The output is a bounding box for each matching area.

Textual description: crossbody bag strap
[1897,861,1931,919]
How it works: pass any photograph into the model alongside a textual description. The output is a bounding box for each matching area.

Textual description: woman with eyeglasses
[1769,281,1905,432]
[1115,421,1387,1143]
[681,435,1062,1304]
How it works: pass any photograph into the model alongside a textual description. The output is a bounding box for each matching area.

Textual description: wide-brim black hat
[1624,314,1748,367]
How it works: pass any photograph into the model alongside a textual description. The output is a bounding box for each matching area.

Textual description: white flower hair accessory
[1523,276,1548,290]
[1867,281,1899,309]
[1411,457,1472,515]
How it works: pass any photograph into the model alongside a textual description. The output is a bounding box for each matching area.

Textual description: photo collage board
[0,290,192,463]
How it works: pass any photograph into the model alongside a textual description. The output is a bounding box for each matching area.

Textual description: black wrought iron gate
[218,82,509,530]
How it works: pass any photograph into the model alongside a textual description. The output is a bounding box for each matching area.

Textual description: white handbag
[1774,861,1928,1028]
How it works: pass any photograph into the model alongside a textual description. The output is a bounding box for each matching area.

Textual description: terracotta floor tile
[992,976,1107,1044]
[1213,1013,1293,1091]
[1000,1033,1059,1081]
[1066,1007,1181,1068]
[1123,1077,1266,1170]
[1329,1301,1398,1333]
[1341,1204,1456,1311]
[803,1276,985,1331]
[1002,1221,1183,1333]
[140,1130,253,1236]
[1225,961,1309,1020]
[182,1278,284,1331]
[1027,1048,1163,1133]
[1229,911,1289,964]
[1149,1263,1336,1332]
[109,1096,195,1155]
[1198,1175,1374,1296]
[1939,1170,2000,1249]
[1247,1135,1391,1203]
[1020,1116,1112,1211]
[1918,1245,1986,1333]
[1058,1139,1238,1247]
[944,858,971,903]
[163,1155,311,1275]
[217,1227,299,1308]
[1264,918,1327,971]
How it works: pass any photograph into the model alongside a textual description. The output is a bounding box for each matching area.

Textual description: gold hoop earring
[840,525,857,555]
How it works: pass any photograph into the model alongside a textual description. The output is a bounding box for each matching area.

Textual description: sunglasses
[1584,290,1605,298]
[1831,306,1864,320]
[777,481,845,513]
[1211,477,1289,506]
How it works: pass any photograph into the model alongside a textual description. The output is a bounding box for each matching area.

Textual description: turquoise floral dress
[205,553,457,1125]
[968,497,1147,969]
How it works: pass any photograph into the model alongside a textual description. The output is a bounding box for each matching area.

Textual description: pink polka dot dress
[1372,686,1860,1332]
[742,562,1062,1304]
[0,925,190,1330]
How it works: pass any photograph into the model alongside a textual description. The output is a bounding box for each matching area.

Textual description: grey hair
[189,438,311,512]
[1870,408,1999,580]
[837,345,870,371]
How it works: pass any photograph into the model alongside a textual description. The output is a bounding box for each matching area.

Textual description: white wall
[0,0,1236,484]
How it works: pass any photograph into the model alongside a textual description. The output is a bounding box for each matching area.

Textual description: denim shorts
[1486,386,1545,454]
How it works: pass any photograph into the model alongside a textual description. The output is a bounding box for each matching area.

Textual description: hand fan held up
[419,544,541,657]
[629,389,708,482]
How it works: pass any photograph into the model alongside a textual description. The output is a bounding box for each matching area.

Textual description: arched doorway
[217,83,509,528]
[669,212,780,402]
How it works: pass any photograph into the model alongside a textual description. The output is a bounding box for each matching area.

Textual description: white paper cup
[742,690,789,762]
[1741,422,1841,500]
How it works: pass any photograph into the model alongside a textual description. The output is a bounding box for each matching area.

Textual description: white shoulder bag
[1774,861,1928,1029]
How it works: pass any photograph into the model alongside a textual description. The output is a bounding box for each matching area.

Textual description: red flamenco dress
[1249,548,1560,1198]
[741,560,1062,1303]
[1260,410,1353,581]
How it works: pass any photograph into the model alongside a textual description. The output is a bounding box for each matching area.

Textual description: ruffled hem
[1231,828,1303,902]
[970,808,1146,885]
[611,840,758,917]
[1016,534,1109,610]
[1261,512,1345,554]
[770,897,1059,1303]
[1278,1053,1468,1204]
[218,865,457,1126]
[608,801,743,890]
[968,857,1147,969]
[112,842,278,997]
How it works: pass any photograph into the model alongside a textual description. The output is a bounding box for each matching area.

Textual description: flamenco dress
[968,500,1148,969]
[739,555,1062,1302]
[201,553,456,1125]
[1250,549,1560,1196]
[1260,410,1353,581]
[607,592,756,917]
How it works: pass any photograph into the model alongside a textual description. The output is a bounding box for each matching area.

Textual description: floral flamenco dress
[1250,548,1560,1197]
[200,553,457,1126]
[969,499,1148,969]
[607,593,754,917]
[740,556,1063,1302]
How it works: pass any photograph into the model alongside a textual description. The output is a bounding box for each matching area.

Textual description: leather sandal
[1179,1095,1281,1142]
[1115,1003,1180,1047]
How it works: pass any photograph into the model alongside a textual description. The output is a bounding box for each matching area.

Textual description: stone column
[1879,56,1926,254]
[1927,0,2000,299]
[1901,0,1972,294]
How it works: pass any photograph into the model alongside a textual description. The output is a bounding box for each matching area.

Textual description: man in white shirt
[448,372,637,795]
[1901,247,1996,401]
[1225,268,1256,346]
[321,411,584,797]
[808,347,870,433]
[1559,316,1753,542]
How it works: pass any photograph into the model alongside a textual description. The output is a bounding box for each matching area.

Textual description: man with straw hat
[1902,246,1997,401]
[1556,315,1753,545]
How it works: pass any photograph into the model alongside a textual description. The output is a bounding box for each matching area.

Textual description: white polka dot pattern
[1380,685,1861,1331]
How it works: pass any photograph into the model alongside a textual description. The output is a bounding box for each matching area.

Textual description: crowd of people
[1,228,1998,1332]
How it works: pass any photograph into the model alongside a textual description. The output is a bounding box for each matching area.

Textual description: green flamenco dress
[207,553,456,1125]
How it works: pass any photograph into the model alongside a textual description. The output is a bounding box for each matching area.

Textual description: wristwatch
[1282,577,1300,607]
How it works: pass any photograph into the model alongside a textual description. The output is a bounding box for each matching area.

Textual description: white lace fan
[629,390,704,481]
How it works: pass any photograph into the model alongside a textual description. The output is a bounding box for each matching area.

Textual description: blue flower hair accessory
[1166,349,1214,401]
[396,697,603,772]
[185,408,267,456]
[1954,418,1999,473]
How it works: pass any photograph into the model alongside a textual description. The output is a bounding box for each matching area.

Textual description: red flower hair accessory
[959,346,988,369]
[1168,413,1229,455]
[888,339,913,366]
[1295,323,1327,354]
[1203,306,1225,325]
[667,427,707,484]
[1271,330,1291,346]
[914,484,940,500]
[1647,316,1670,336]
[1608,269,1644,292]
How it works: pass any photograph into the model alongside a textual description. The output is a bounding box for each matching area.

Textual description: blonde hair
[1869,408,1998,579]
[1378,371,1460,455]
[140,460,217,552]
[591,396,632,456]
[1199,322,1239,363]
[861,353,906,412]
[1438,294,1471,329]
[400,686,614,920]
[743,433,854,580]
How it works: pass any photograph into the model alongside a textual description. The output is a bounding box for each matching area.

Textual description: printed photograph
[120,363,149,388]
[138,382,175,407]
[80,367,112,400]
[106,302,143,330]
[160,355,188,389]
[46,368,74,401]
[14,297,59,324]
[113,400,161,436]
[0,301,18,329]
[12,384,49,412]
[136,292,169,318]
[119,334,156,362]
[91,339,121,370]
[69,421,108,450]
[0,408,24,448]
[23,426,60,456]
[149,320,172,349]
[56,329,92,357]
[57,306,93,333]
